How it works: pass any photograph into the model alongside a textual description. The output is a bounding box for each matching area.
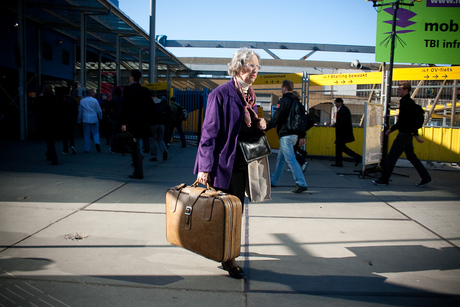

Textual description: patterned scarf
[233,77,257,127]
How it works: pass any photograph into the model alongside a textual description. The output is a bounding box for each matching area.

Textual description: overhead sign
[255,66,458,88]
[392,66,460,81]
[375,0,460,65]
[143,82,168,91]
[309,72,383,86]
[253,73,303,85]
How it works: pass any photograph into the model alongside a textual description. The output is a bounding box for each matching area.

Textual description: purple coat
[194,79,257,190]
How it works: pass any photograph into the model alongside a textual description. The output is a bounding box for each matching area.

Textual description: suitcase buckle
[185,206,193,216]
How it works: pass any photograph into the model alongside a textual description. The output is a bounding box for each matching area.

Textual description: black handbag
[238,131,271,163]
[110,132,134,154]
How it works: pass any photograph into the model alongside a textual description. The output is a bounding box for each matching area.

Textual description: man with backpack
[373,82,431,187]
[266,80,308,193]
[167,97,187,148]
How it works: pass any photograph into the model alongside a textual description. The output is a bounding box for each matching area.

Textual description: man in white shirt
[78,89,102,153]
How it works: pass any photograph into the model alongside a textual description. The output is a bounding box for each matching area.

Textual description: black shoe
[372,179,388,185]
[355,157,362,166]
[149,157,157,162]
[331,163,343,167]
[222,262,245,279]
[416,179,432,187]
[96,144,101,153]
[163,150,168,161]
[71,146,76,154]
[291,184,308,193]
[129,174,144,179]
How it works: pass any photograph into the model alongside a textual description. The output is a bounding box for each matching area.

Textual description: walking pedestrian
[372,82,431,187]
[195,48,270,279]
[149,91,170,162]
[167,97,186,148]
[121,69,151,179]
[331,98,362,167]
[78,89,103,153]
[37,84,63,165]
[266,80,308,193]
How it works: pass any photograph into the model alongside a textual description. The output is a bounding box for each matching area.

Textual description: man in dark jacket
[373,82,431,187]
[266,79,308,193]
[38,84,63,165]
[61,87,78,154]
[331,98,362,167]
[121,70,151,179]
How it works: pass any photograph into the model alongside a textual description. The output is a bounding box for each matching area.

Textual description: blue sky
[119,0,380,62]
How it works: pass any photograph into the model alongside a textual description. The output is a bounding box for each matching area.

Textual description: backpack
[154,101,170,125]
[286,98,310,133]
[413,104,425,129]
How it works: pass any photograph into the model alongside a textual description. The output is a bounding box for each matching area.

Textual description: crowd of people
[35,72,188,170]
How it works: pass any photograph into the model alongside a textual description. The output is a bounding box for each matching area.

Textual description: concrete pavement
[0,137,459,306]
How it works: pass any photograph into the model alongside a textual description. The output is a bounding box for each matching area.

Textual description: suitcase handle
[192,180,215,192]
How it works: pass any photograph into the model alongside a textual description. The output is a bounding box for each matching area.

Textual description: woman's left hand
[257,118,267,130]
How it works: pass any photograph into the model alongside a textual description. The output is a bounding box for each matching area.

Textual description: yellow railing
[266,126,460,163]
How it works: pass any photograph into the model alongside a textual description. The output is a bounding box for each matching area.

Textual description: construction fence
[173,67,460,163]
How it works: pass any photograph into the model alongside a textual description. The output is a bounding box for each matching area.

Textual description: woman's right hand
[197,172,210,185]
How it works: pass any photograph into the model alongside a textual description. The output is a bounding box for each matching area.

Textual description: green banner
[375,0,460,65]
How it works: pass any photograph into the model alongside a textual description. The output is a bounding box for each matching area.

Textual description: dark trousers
[168,121,186,146]
[380,133,431,182]
[129,135,144,177]
[221,160,248,206]
[335,141,361,164]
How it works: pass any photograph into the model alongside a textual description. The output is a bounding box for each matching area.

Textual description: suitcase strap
[184,187,207,230]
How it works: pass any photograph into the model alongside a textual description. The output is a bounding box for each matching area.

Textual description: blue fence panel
[173,88,210,144]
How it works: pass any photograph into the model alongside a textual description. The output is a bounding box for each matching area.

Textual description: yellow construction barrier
[267,126,460,163]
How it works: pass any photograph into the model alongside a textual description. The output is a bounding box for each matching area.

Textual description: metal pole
[149,0,156,83]
[37,28,41,92]
[97,51,102,98]
[18,0,27,140]
[116,35,121,86]
[381,0,400,164]
[80,12,87,91]
[451,80,458,127]
[167,67,172,99]
[139,49,143,77]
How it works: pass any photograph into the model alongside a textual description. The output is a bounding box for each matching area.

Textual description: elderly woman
[194,48,269,279]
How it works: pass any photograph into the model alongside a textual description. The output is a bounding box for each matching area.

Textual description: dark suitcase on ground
[165,182,242,262]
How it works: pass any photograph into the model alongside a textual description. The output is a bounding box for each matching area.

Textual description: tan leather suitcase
[165,182,242,262]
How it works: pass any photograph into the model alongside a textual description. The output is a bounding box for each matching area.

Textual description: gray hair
[227,48,260,77]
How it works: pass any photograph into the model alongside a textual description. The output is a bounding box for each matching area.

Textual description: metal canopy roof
[6,0,190,75]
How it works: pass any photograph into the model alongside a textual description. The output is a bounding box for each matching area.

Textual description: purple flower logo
[380,7,417,47]
[383,7,417,34]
